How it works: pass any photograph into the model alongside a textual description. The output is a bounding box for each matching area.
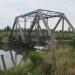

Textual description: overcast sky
[0,0,75,29]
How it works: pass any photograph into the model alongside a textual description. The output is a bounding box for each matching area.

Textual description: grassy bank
[0,44,75,75]
[0,31,75,39]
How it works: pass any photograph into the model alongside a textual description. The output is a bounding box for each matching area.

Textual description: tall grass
[0,44,75,75]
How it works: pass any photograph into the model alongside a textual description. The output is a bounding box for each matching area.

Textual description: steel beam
[10,18,17,38]
[17,19,25,43]
[53,17,62,31]
[38,10,51,37]
[42,15,59,18]
[25,14,37,41]
[63,14,75,32]
[24,17,26,37]
[62,17,64,39]
[36,9,62,14]
[16,10,36,18]
[36,17,44,37]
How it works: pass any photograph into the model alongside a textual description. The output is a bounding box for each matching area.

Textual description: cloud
[0,0,19,5]
[0,0,75,29]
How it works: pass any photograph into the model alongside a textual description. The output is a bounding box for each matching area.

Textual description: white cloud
[0,0,75,29]
[0,0,15,5]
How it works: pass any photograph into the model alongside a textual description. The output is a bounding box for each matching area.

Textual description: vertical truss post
[62,17,64,39]
[37,16,40,45]
[15,23,18,40]
[36,18,44,42]
[46,18,49,39]
[47,18,50,40]
[35,24,37,39]
[24,17,26,37]
[17,19,25,43]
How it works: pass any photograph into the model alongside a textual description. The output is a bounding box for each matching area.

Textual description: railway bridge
[9,9,75,47]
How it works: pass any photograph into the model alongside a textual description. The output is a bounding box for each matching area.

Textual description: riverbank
[0,44,75,75]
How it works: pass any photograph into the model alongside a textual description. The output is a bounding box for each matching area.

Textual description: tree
[4,25,11,31]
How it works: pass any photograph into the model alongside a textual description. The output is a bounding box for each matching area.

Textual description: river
[0,44,32,70]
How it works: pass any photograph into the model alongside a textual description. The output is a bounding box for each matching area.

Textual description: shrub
[72,36,75,47]
[30,51,43,65]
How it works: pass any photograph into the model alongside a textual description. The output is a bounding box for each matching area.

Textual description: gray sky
[0,0,75,29]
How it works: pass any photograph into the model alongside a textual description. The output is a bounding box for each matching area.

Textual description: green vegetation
[0,51,51,75]
[0,44,75,75]
[55,31,75,39]
[0,26,75,75]
[0,31,75,39]
[30,52,43,64]
[0,31,10,38]
[72,36,75,47]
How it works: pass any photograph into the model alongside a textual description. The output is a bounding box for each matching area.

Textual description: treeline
[0,26,11,31]
[0,25,74,40]
[0,25,73,32]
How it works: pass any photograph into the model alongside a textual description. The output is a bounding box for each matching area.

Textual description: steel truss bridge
[9,9,75,46]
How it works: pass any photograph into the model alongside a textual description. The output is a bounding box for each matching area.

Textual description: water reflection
[0,44,32,70]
